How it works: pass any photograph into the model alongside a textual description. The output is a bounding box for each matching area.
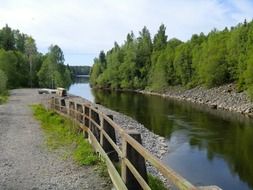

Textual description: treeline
[90,20,253,98]
[69,66,91,76]
[0,24,71,94]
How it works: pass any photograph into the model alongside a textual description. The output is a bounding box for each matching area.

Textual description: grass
[113,161,168,190]
[148,174,168,190]
[31,104,98,166]
[0,91,8,104]
[31,104,167,189]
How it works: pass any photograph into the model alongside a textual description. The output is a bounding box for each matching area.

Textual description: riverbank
[94,103,170,185]
[138,83,253,117]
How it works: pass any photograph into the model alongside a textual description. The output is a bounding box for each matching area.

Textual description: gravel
[95,104,171,187]
[0,89,111,190]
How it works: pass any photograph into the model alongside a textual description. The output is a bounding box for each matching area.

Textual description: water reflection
[68,81,253,190]
[91,89,253,190]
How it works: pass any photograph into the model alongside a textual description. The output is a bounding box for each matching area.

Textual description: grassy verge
[0,91,8,104]
[31,104,167,189]
[148,174,168,190]
[31,104,99,166]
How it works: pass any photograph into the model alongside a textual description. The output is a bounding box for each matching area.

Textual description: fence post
[99,114,104,145]
[88,105,92,143]
[91,107,100,141]
[124,130,148,190]
[102,115,119,162]
[82,105,88,138]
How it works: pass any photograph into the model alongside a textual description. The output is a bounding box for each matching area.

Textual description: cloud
[0,0,253,65]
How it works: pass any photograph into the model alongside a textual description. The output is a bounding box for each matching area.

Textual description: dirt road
[0,89,110,190]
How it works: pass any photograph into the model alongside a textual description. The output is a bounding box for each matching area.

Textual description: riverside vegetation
[90,19,253,100]
[31,104,99,166]
[32,104,167,190]
[0,24,73,99]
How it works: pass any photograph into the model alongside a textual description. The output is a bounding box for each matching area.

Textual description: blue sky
[1,0,253,66]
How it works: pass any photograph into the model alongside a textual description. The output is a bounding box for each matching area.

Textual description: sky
[1,0,253,66]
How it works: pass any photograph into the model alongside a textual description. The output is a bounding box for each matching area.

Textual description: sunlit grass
[31,104,168,189]
[31,104,98,166]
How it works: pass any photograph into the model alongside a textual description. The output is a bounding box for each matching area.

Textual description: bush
[0,69,7,94]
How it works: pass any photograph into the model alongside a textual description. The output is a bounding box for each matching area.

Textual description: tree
[135,26,152,87]
[198,30,229,87]
[153,24,167,51]
[149,51,168,91]
[38,45,70,88]
[0,24,15,51]
[174,43,193,86]
[25,36,37,87]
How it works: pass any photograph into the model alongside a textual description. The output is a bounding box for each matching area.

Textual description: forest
[90,20,253,99]
[69,66,91,76]
[0,24,72,97]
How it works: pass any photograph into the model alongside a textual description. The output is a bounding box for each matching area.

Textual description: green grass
[148,174,168,190]
[31,104,98,166]
[0,91,8,104]
[31,104,167,189]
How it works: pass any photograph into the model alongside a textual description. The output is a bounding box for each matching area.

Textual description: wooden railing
[48,95,221,190]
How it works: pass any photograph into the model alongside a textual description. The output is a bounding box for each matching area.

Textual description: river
[68,79,253,190]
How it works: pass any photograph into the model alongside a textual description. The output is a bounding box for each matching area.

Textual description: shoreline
[93,83,253,118]
[137,83,253,118]
[68,95,170,185]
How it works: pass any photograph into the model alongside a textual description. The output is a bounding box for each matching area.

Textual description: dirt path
[0,89,110,190]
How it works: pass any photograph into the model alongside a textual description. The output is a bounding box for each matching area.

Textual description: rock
[210,104,217,109]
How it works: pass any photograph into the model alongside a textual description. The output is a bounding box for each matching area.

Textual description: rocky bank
[140,83,253,117]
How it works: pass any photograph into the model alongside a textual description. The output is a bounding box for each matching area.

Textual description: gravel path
[0,89,111,190]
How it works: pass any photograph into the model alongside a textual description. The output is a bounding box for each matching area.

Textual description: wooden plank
[124,158,151,190]
[49,97,219,190]
[101,130,122,157]
[125,131,148,190]
[102,115,119,162]
[124,133,198,190]
[88,131,127,190]
[121,136,127,184]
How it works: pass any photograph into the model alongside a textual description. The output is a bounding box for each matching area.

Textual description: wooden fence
[48,95,221,190]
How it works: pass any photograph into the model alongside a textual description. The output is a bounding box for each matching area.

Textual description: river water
[68,79,253,190]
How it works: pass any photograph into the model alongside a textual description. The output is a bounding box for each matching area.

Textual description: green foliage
[0,49,29,88]
[31,104,99,165]
[90,20,253,99]
[174,43,192,85]
[0,24,15,50]
[0,69,7,93]
[198,30,229,87]
[0,69,8,104]
[0,25,72,90]
[149,51,168,91]
[148,174,168,190]
[69,65,91,77]
[0,92,8,104]
[37,45,72,88]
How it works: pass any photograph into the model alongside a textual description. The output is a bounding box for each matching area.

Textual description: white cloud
[0,0,253,65]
